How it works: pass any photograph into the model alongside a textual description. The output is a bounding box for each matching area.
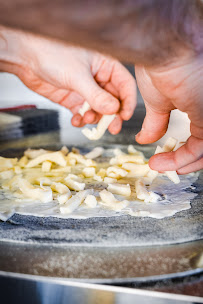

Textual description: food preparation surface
[0,145,202,247]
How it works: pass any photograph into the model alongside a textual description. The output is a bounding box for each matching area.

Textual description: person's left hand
[1,27,136,134]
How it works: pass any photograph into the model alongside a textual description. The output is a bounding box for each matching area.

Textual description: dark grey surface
[0,145,202,247]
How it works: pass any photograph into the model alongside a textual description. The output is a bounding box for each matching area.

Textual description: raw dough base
[0,173,198,221]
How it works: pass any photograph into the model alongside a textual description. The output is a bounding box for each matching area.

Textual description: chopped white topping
[24,148,50,159]
[99,189,128,211]
[135,179,160,203]
[42,161,52,172]
[85,147,104,159]
[84,195,97,208]
[82,167,96,178]
[122,163,150,178]
[78,101,91,116]
[0,170,14,179]
[162,137,177,152]
[60,146,69,155]
[113,148,125,156]
[107,183,131,196]
[60,190,88,214]
[103,177,117,184]
[65,177,85,191]
[18,178,53,203]
[26,152,66,168]
[106,166,128,178]
[82,114,115,140]
[51,182,71,194]
[165,171,180,184]
[93,175,103,182]
[0,157,18,171]
[110,154,145,166]
[57,192,72,205]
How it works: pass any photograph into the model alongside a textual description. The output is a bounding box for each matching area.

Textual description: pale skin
[0,26,202,174]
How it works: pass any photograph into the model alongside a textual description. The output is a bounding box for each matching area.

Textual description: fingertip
[83,110,97,124]
[71,114,82,127]
[149,152,176,171]
[120,110,133,121]
[108,115,122,135]
[148,155,159,170]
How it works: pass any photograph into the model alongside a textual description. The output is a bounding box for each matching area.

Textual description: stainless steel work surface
[0,272,203,304]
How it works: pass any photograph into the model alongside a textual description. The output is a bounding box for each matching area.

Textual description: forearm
[0,0,202,65]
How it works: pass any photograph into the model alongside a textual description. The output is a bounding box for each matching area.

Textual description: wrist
[0,26,28,73]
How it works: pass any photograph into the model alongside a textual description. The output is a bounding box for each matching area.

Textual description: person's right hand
[135,53,203,174]
[0,26,136,135]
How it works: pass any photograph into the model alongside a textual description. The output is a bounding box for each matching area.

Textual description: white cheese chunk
[99,189,128,211]
[163,137,177,152]
[122,163,150,178]
[113,148,125,156]
[18,156,28,167]
[24,148,50,159]
[18,178,53,203]
[65,177,85,191]
[82,167,96,178]
[51,182,71,194]
[106,166,128,179]
[60,146,69,155]
[153,142,180,184]
[68,152,96,167]
[57,192,72,205]
[0,157,18,171]
[107,183,131,196]
[103,177,117,184]
[84,195,97,208]
[60,190,88,214]
[93,175,103,182]
[85,147,104,159]
[165,171,180,184]
[82,114,115,140]
[78,101,91,116]
[110,154,145,166]
[135,179,160,203]
[42,161,52,172]
[26,152,66,168]
[0,170,14,180]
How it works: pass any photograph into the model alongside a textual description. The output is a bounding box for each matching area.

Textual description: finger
[102,82,118,98]
[83,112,101,125]
[110,62,137,121]
[149,136,203,171]
[60,91,84,108]
[71,113,83,127]
[83,110,97,124]
[73,73,120,115]
[136,105,170,144]
[108,115,123,135]
[177,158,203,174]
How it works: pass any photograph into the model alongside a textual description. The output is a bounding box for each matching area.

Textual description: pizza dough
[0,140,199,221]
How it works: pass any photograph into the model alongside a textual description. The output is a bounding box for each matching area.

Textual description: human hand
[0,26,136,134]
[135,54,203,174]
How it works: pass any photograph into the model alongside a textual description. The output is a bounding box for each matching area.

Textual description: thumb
[73,72,120,115]
[136,105,170,144]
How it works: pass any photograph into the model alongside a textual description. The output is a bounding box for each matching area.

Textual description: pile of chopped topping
[0,138,180,215]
